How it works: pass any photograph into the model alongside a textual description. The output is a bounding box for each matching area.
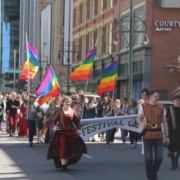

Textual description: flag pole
[25,33,30,93]
[111,90,115,111]
[81,38,98,119]
[84,79,89,93]
[25,32,30,122]
[83,37,98,93]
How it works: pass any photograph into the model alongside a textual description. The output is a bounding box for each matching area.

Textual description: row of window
[74,0,113,27]
[92,61,142,79]
[77,22,113,60]
[73,4,145,61]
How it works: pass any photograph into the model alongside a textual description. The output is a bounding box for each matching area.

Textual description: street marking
[83,154,93,159]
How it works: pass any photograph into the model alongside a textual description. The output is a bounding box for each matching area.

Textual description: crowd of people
[0,86,180,178]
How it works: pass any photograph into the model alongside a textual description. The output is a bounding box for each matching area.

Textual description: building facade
[19,0,69,93]
[0,0,73,93]
[19,0,40,91]
[72,0,180,100]
[35,0,74,93]
[0,0,20,92]
[72,0,115,94]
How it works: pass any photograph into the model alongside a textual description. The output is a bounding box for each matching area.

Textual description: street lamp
[114,0,149,98]
[67,0,71,95]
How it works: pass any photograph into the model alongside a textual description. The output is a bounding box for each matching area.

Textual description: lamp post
[114,0,148,98]
[67,0,71,95]
[129,0,133,98]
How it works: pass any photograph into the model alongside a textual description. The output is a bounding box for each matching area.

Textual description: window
[106,0,113,9]
[119,63,128,75]
[82,35,86,59]
[105,23,112,54]
[82,2,86,23]
[114,0,118,5]
[76,6,80,27]
[90,0,94,19]
[89,31,94,49]
[119,80,128,99]
[121,15,130,49]
[157,0,180,8]
[98,0,103,14]
[133,6,145,46]
[133,61,143,73]
[120,5,145,50]
[96,28,102,56]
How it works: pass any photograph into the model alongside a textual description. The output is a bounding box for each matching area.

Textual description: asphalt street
[0,122,179,180]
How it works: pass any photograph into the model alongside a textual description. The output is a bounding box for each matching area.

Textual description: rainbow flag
[70,48,96,81]
[19,41,39,80]
[96,60,118,96]
[36,65,60,105]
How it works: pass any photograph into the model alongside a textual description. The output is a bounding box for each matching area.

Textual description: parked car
[158,100,173,111]
[158,100,173,107]
[84,93,101,103]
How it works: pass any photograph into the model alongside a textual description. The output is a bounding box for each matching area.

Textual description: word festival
[80,115,143,140]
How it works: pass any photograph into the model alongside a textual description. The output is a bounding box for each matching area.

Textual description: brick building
[72,0,180,100]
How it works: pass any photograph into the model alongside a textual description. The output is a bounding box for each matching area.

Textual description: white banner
[80,114,143,140]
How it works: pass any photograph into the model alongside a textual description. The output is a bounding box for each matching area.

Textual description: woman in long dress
[18,100,28,137]
[84,97,98,141]
[47,96,87,172]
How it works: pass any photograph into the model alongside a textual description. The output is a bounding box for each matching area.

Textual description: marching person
[127,98,139,149]
[84,96,98,141]
[18,97,28,137]
[103,102,114,147]
[121,97,129,143]
[47,96,86,172]
[139,88,150,105]
[26,94,38,147]
[6,92,20,136]
[166,95,180,170]
[137,90,170,180]
[43,98,59,143]
[0,93,4,131]
[113,99,126,143]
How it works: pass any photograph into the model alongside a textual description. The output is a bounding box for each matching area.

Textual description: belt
[145,128,161,132]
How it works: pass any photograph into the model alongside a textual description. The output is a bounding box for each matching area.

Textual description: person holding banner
[113,99,126,143]
[127,98,139,149]
[121,98,129,143]
[103,102,114,147]
[97,98,107,141]
[84,96,98,141]
[137,90,170,180]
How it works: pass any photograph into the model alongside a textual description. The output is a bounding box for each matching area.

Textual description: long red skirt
[47,130,87,168]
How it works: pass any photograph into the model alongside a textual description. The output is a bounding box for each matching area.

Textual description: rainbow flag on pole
[96,60,118,96]
[70,48,96,81]
[19,41,39,80]
[36,65,60,105]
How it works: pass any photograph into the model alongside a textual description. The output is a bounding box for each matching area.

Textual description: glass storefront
[0,0,20,92]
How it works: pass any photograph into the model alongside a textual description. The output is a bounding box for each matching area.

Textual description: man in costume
[166,95,180,170]
[47,96,87,172]
[137,90,170,180]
